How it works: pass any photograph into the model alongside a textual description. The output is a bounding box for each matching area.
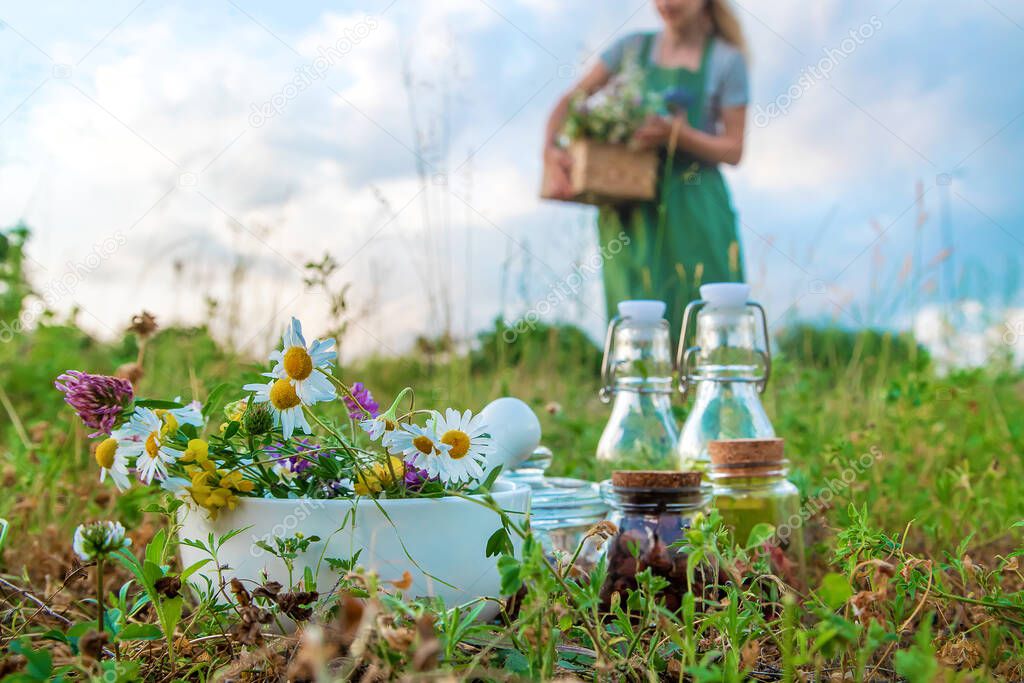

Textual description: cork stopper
[612,470,702,489]
[708,438,785,477]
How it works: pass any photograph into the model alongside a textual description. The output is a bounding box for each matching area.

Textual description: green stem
[561,536,587,580]
[96,559,105,635]
[303,407,372,486]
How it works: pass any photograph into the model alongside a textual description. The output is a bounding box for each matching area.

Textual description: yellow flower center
[145,431,160,459]
[441,430,471,459]
[269,379,301,410]
[412,435,434,455]
[282,346,313,381]
[95,438,118,469]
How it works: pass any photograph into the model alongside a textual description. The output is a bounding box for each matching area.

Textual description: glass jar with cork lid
[598,470,715,613]
[708,438,806,587]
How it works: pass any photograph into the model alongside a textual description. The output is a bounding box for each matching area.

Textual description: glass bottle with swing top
[675,283,774,472]
[596,300,679,473]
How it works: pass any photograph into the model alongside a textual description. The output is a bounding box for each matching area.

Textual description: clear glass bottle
[676,283,774,472]
[709,438,806,588]
[596,300,679,474]
[599,470,714,613]
[505,447,609,572]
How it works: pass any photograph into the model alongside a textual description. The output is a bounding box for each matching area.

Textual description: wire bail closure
[599,315,676,402]
[675,299,772,399]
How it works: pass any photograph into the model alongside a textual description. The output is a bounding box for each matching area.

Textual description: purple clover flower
[343,381,379,420]
[265,437,330,474]
[403,463,433,491]
[54,370,134,437]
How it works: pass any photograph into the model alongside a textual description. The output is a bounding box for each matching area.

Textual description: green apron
[597,34,744,347]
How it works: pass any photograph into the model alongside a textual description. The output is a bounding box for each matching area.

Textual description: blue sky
[1,1,1022,357]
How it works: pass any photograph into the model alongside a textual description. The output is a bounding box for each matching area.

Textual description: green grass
[1,314,1023,680]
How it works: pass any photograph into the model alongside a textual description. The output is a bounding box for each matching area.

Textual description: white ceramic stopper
[699,283,750,309]
[617,299,667,322]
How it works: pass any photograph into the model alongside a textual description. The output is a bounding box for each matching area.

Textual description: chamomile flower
[122,408,181,484]
[408,409,494,485]
[243,378,312,439]
[269,317,337,406]
[93,433,132,491]
[360,414,398,443]
[388,421,449,461]
[359,388,411,448]
[151,400,204,436]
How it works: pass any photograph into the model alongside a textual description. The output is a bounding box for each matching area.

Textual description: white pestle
[480,397,542,477]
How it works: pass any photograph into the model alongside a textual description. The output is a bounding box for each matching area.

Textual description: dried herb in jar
[599,470,715,613]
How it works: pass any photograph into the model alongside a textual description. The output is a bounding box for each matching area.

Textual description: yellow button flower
[354,457,405,496]
[181,439,215,472]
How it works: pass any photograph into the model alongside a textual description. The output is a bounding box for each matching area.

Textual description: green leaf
[497,555,522,595]
[104,607,122,634]
[142,560,164,587]
[101,659,141,683]
[223,421,241,439]
[744,523,776,549]
[9,639,53,680]
[38,629,69,645]
[202,383,230,419]
[485,527,513,558]
[133,399,185,409]
[157,596,184,640]
[64,622,93,639]
[471,464,503,494]
[502,649,530,674]
[304,565,315,592]
[894,615,938,683]
[180,558,211,581]
[116,623,164,641]
[145,529,167,567]
[817,572,853,610]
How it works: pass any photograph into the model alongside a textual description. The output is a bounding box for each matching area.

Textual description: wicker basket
[542,139,658,206]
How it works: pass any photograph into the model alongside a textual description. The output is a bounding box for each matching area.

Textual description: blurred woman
[543,0,749,342]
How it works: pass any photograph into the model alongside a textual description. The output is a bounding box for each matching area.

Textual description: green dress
[597,35,744,346]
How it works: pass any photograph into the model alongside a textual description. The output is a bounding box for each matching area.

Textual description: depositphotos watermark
[752,16,883,128]
[502,231,631,343]
[770,445,884,548]
[248,15,379,127]
[248,498,328,559]
[0,232,127,343]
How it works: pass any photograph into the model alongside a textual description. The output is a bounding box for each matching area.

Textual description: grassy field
[1,314,1023,680]
[2,229,1024,679]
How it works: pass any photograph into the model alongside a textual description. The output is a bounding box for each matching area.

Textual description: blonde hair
[707,0,746,54]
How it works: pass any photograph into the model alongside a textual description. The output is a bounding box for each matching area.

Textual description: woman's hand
[632,114,689,151]
[543,145,574,199]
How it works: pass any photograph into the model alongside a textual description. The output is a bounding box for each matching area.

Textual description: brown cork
[708,438,784,477]
[612,470,702,489]
[709,438,783,465]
